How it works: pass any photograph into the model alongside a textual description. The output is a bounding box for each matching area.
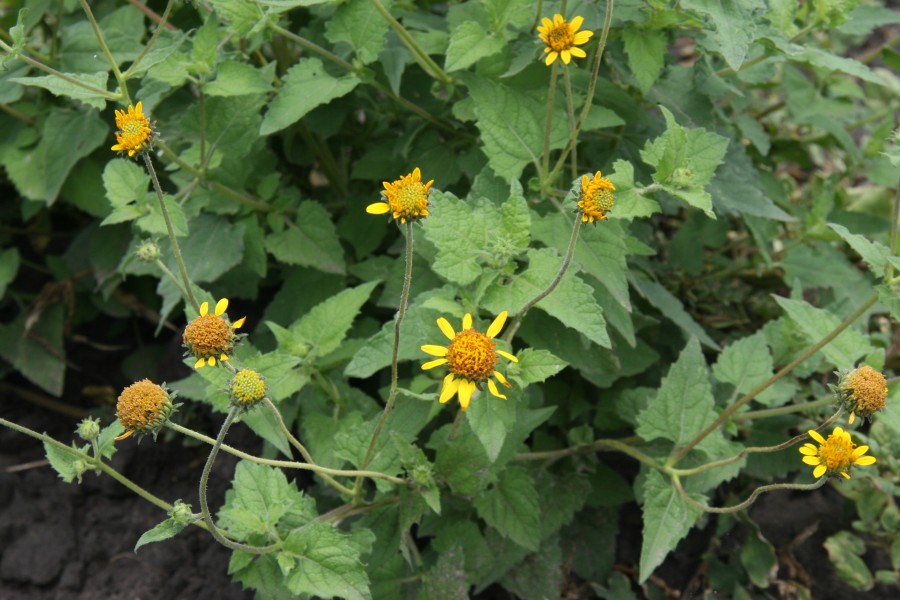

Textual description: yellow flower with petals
[578,171,616,223]
[537,14,593,66]
[182,298,246,369]
[798,427,876,479]
[115,379,175,441]
[111,101,154,157]
[421,311,518,411]
[366,167,433,224]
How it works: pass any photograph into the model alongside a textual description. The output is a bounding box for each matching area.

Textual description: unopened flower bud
[76,417,101,442]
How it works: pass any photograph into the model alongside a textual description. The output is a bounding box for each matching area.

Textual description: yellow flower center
[116,379,170,432]
[819,432,855,471]
[578,172,616,223]
[113,104,153,155]
[231,369,266,406]
[183,314,234,359]
[446,329,497,380]
[386,180,430,221]
[843,365,887,414]
[547,23,575,51]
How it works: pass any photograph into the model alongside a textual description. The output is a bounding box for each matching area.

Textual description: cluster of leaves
[2,0,900,597]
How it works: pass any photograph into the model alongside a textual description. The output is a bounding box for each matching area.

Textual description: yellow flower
[837,365,887,425]
[577,170,616,223]
[537,14,593,66]
[799,427,876,479]
[366,167,433,223]
[421,311,518,411]
[111,101,153,157]
[115,379,175,440]
[230,369,267,407]
[182,298,247,369]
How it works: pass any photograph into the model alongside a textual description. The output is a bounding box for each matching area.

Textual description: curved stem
[504,217,582,343]
[0,40,119,99]
[142,151,200,313]
[368,0,453,85]
[540,62,559,184]
[78,0,130,103]
[198,408,279,554]
[124,0,175,79]
[153,258,189,300]
[672,472,827,514]
[515,436,659,468]
[669,293,879,465]
[354,222,415,497]
[731,395,834,421]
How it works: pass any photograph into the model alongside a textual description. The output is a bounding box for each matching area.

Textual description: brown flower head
[183,298,246,369]
[835,365,888,425]
[577,171,616,224]
[115,379,175,440]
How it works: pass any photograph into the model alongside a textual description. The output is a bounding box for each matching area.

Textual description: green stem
[540,62,559,185]
[354,222,415,498]
[124,0,175,79]
[504,217,582,343]
[153,258,189,299]
[514,437,660,469]
[0,40,119,99]
[448,409,465,441]
[669,293,879,465]
[142,151,199,313]
[368,0,453,85]
[886,174,900,281]
[562,65,578,179]
[198,408,279,554]
[731,396,834,421]
[529,0,545,32]
[166,421,405,485]
[546,0,614,185]
[78,0,130,103]
[672,472,827,514]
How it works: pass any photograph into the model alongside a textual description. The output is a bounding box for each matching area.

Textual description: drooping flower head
[366,167,433,224]
[577,171,616,223]
[230,368,267,408]
[537,14,593,66]
[111,101,154,157]
[182,298,246,369]
[115,379,176,440]
[834,365,888,425]
[799,427,876,479]
[421,311,518,411]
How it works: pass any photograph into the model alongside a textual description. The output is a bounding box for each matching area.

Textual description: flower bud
[76,417,101,442]
[169,500,194,526]
[136,240,161,262]
[230,369,267,408]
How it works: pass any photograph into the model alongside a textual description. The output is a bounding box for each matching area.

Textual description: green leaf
[0,304,66,396]
[135,519,186,552]
[637,338,715,447]
[0,248,21,298]
[824,531,874,590]
[507,348,567,386]
[473,467,541,551]
[422,192,489,285]
[467,391,516,462]
[482,248,611,349]
[292,281,379,357]
[708,145,793,221]
[103,158,149,208]
[828,222,893,276]
[176,214,245,283]
[500,537,563,600]
[265,201,346,274]
[432,423,493,496]
[607,160,660,220]
[43,442,84,483]
[136,194,189,237]
[422,545,469,600]
[218,461,313,538]
[773,297,874,370]
[769,38,886,86]
[639,470,703,583]
[260,59,360,135]
[283,522,372,600]
[740,521,776,588]
[682,0,763,71]
[712,332,774,398]
[445,21,505,72]
[325,0,390,65]
[10,72,109,109]
[622,29,666,93]
[629,276,719,349]
[839,5,900,35]
[205,61,274,96]
[59,7,144,72]
[207,0,264,36]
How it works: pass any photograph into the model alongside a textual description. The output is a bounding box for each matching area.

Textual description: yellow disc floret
[366,167,433,224]
[183,298,246,369]
[537,14,594,66]
[838,365,887,424]
[230,369,267,407]
[798,427,877,479]
[111,102,154,157]
[115,379,174,440]
[446,329,498,380]
[577,171,616,224]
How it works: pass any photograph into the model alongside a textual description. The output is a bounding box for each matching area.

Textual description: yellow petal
[553,14,564,25]
[232,316,246,330]
[462,313,472,330]
[458,380,475,411]
[851,445,869,459]
[208,356,216,366]
[813,464,827,478]
[855,456,877,466]
[135,101,143,114]
[574,30,594,44]
[798,444,818,455]
[422,358,448,370]
[439,375,459,404]
[561,50,572,64]
[220,354,229,362]
[570,47,587,59]
[497,349,518,363]
[195,357,207,369]
[540,17,553,29]
[569,16,584,31]
[200,301,210,316]
[802,456,821,466]
[545,52,558,66]
[111,143,124,152]
[486,311,508,338]
[833,426,845,437]
[366,202,391,215]
[437,317,456,341]
[412,167,421,181]
[114,430,134,441]
[807,429,825,444]
[487,379,507,400]
[493,370,511,387]
[421,344,449,357]
[839,471,851,479]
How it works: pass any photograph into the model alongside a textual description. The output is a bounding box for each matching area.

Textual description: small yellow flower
[111,101,154,157]
[837,365,887,425]
[537,14,594,66]
[230,369,267,407]
[577,171,616,223]
[421,311,518,411]
[115,379,175,440]
[182,298,246,369]
[366,167,433,224]
[799,427,876,479]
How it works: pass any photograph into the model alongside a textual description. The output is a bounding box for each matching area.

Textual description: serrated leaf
[473,467,541,551]
[637,338,715,447]
[43,442,84,483]
[218,461,313,538]
[712,332,774,397]
[639,470,703,583]
[629,276,719,349]
[325,0,390,65]
[708,144,793,221]
[207,0,264,36]
[482,248,611,349]
[622,29,666,93]
[0,304,66,396]
[103,158,149,207]
[260,59,360,135]
[828,223,893,276]
[773,297,874,370]
[740,522,776,588]
[10,72,109,109]
[292,281,379,356]
[770,37,885,86]
[824,531,874,590]
[445,21,505,72]
[135,519,186,552]
[283,522,372,600]
[682,0,763,71]
[421,191,489,285]
[467,391,516,462]
[205,61,274,96]
[176,214,244,283]
[507,348,567,386]
[265,201,346,274]
[422,544,469,600]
